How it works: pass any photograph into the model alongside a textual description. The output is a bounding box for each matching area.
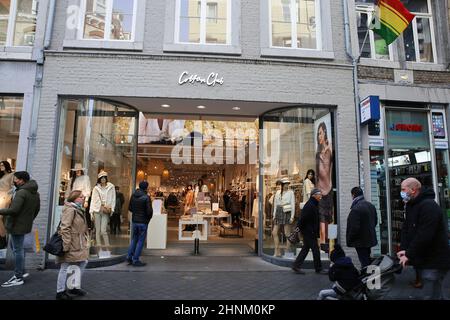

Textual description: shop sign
[435,141,449,149]
[369,138,384,147]
[360,96,380,125]
[389,123,423,132]
[178,71,224,87]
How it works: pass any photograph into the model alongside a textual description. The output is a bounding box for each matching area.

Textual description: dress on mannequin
[0,172,13,237]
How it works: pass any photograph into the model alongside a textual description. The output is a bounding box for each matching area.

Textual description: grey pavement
[0,255,449,300]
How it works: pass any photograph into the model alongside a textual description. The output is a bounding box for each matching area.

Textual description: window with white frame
[176,0,230,45]
[402,0,436,63]
[0,0,37,47]
[81,0,136,41]
[270,0,320,50]
[356,5,392,60]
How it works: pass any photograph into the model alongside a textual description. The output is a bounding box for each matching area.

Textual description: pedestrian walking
[0,171,40,287]
[55,190,90,300]
[346,187,378,269]
[292,188,328,275]
[126,181,153,267]
[397,178,450,300]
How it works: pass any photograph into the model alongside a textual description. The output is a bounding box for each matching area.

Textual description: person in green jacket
[0,171,40,287]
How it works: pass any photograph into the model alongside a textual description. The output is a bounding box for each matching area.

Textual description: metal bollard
[194,238,200,255]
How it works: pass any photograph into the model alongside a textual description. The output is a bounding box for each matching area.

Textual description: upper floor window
[403,0,436,63]
[270,0,320,50]
[356,5,391,60]
[176,0,230,45]
[0,0,37,47]
[81,0,136,41]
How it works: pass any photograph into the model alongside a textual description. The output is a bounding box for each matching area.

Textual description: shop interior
[137,114,259,251]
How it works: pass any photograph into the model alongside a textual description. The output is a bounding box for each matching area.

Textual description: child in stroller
[318,244,402,300]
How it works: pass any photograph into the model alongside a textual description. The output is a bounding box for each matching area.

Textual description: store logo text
[178,71,224,87]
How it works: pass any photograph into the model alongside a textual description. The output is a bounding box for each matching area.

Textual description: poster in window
[432,113,446,140]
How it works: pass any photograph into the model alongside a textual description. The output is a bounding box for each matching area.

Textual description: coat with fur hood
[57,203,90,264]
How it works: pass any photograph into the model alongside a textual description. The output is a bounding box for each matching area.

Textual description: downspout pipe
[44,0,56,50]
[343,0,364,188]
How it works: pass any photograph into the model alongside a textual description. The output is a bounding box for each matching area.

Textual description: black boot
[68,288,88,296]
[56,291,73,300]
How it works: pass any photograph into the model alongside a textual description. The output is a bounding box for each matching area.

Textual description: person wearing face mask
[0,171,40,288]
[397,178,450,300]
[55,190,90,300]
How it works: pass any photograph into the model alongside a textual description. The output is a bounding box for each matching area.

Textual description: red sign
[389,124,423,132]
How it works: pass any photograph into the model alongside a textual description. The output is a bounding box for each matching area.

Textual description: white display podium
[147,213,167,249]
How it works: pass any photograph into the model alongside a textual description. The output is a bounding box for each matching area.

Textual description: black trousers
[110,214,121,235]
[355,247,371,268]
[293,234,322,271]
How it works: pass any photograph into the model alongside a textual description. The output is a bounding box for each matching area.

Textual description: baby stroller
[332,255,402,300]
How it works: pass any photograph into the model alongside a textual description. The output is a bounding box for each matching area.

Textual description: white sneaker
[1,276,24,287]
[23,273,29,279]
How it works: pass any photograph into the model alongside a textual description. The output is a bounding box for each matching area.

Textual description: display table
[201,211,231,235]
[147,214,168,249]
[178,218,208,241]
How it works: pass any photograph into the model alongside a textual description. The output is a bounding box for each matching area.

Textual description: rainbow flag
[370,0,415,45]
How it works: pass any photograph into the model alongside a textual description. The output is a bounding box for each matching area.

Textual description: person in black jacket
[317,244,361,300]
[292,188,328,275]
[397,178,450,300]
[346,187,378,269]
[126,181,153,267]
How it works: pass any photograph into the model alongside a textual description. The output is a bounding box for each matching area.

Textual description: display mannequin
[272,178,295,257]
[194,179,209,204]
[184,185,195,215]
[0,161,14,237]
[90,171,116,255]
[66,163,91,208]
[302,169,316,204]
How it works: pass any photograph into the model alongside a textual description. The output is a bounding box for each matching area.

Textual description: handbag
[282,204,292,213]
[43,209,78,257]
[287,227,300,244]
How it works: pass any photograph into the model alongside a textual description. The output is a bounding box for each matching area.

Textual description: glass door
[385,109,433,254]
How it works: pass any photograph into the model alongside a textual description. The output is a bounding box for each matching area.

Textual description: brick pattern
[358,66,395,81]
[414,70,450,85]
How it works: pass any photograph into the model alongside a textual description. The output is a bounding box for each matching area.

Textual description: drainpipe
[343,0,364,188]
[25,0,57,270]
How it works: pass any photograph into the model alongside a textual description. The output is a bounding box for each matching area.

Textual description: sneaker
[126,258,133,265]
[68,288,87,297]
[56,291,73,300]
[1,276,24,287]
[132,261,147,267]
[23,273,29,279]
[292,267,306,275]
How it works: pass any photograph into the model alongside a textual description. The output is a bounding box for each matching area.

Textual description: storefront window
[261,107,336,260]
[0,96,22,261]
[52,98,138,260]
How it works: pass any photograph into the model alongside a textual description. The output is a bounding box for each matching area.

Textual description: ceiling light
[232,107,241,111]
[161,104,171,108]
[197,105,206,109]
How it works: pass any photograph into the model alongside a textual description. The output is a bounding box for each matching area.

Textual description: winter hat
[330,244,345,262]
[310,188,322,196]
[98,171,108,179]
[139,181,149,191]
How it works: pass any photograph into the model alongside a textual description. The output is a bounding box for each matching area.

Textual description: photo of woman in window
[315,118,333,253]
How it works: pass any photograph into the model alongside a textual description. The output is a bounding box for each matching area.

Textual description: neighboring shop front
[362,100,450,255]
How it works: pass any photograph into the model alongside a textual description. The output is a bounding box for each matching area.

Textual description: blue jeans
[127,223,148,263]
[421,269,448,300]
[10,234,25,279]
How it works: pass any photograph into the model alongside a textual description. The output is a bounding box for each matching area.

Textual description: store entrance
[386,109,434,253]
[136,114,259,254]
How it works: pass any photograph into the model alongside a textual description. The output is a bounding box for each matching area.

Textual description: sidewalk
[0,255,448,300]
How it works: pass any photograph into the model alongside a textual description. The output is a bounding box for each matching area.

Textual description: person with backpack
[0,171,40,287]
[126,181,153,267]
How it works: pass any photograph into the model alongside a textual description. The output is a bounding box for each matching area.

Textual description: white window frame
[78,0,137,42]
[174,0,232,45]
[405,0,437,64]
[1,0,37,48]
[356,5,393,61]
[269,0,322,50]
[63,0,145,50]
